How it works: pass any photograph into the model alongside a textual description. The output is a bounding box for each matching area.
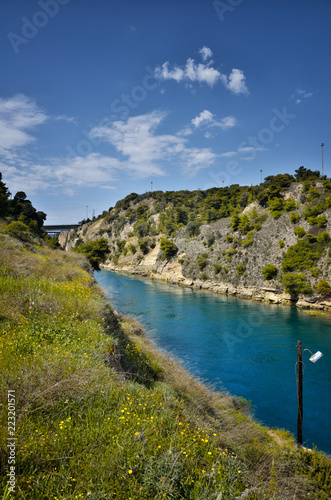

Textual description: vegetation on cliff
[1,229,331,498]
[66,167,331,305]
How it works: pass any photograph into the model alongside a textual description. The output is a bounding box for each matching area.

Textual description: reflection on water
[96,269,331,454]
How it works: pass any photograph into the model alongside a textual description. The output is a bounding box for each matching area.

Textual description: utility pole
[321,143,324,177]
[296,340,303,446]
[151,181,153,192]
[260,169,263,184]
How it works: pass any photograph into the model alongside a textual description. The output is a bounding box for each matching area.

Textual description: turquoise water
[96,269,331,454]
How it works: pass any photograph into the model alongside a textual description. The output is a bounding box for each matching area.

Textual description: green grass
[1,233,331,499]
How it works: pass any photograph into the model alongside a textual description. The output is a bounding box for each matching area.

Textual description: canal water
[96,269,331,454]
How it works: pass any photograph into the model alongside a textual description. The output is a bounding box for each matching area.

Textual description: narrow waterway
[96,269,331,454]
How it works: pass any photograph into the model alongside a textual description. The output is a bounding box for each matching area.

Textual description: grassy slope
[0,234,331,500]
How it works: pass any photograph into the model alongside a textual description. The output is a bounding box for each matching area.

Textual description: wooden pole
[297,340,303,446]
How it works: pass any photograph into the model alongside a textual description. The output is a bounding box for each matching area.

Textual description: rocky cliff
[59,176,331,311]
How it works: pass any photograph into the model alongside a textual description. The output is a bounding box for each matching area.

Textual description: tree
[74,239,109,270]
[316,279,331,297]
[262,264,278,280]
[295,166,320,181]
[0,172,11,216]
[282,273,313,296]
[160,238,178,259]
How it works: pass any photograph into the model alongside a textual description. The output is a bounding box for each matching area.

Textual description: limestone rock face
[60,183,331,312]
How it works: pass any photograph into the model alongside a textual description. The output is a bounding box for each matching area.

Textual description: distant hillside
[62,168,331,311]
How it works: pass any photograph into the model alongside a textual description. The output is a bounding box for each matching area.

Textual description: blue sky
[0,0,330,224]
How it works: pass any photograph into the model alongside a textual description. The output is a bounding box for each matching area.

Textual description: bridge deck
[44,224,80,234]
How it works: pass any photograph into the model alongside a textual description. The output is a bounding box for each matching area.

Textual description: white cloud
[154,52,249,94]
[1,152,120,194]
[199,46,213,62]
[54,114,77,124]
[212,115,237,130]
[1,105,219,195]
[181,148,218,177]
[90,111,217,177]
[220,151,237,157]
[227,69,249,96]
[192,110,214,127]
[190,111,237,134]
[0,94,47,152]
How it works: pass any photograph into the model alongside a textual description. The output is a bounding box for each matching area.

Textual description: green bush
[236,264,245,275]
[127,244,137,254]
[238,215,253,234]
[316,279,331,297]
[317,231,331,244]
[138,238,149,254]
[282,273,313,296]
[223,249,237,256]
[186,221,200,236]
[74,238,110,270]
[279,240,285,248]
[282,237,325,273]
[310,267,320,277]
[290,213,300,224]
[294,227,306,238]
[206,233,215,247]
[2,221,34,242]
[213,264,223,274]
[284,198,297,212]
[197,253,208,270]
[160,238,178,259]
[268,198,285,218]
[262,264,278,280]
[306,215,327,228]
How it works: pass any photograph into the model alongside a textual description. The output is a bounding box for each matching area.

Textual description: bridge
[43,224,80,234]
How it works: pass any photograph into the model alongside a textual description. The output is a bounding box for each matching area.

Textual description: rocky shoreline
[101,261,331,313]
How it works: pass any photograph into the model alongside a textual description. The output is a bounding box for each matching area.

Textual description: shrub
[138,239,149,254]
[238,215,253,234]
[116,240,126,252]
[282,273,313,296]
[186,221,200,237]
[316,279,331,297]
[290,213,300,224]
[213,264,223,274]
[262,264,278,280]
[294,227,306,238]
[127,244,136,254]
[302,202,325,220]
[74,238,109,270]
[317,231,331,244]
[310,267,319,277]
[223,249,237,256]
[2,221,34,242]
[279,240,285,248]
[160,238,178,259]
[307,215,328,228]
[231,213,241,231]
[225,235,235,243]
[206,233,215,247]
[268,198,285,218]
[282,238,325,272]
[284,198,297,212]
[236,264,245,275]
[134,221,150,238]
[197,253,208,270]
